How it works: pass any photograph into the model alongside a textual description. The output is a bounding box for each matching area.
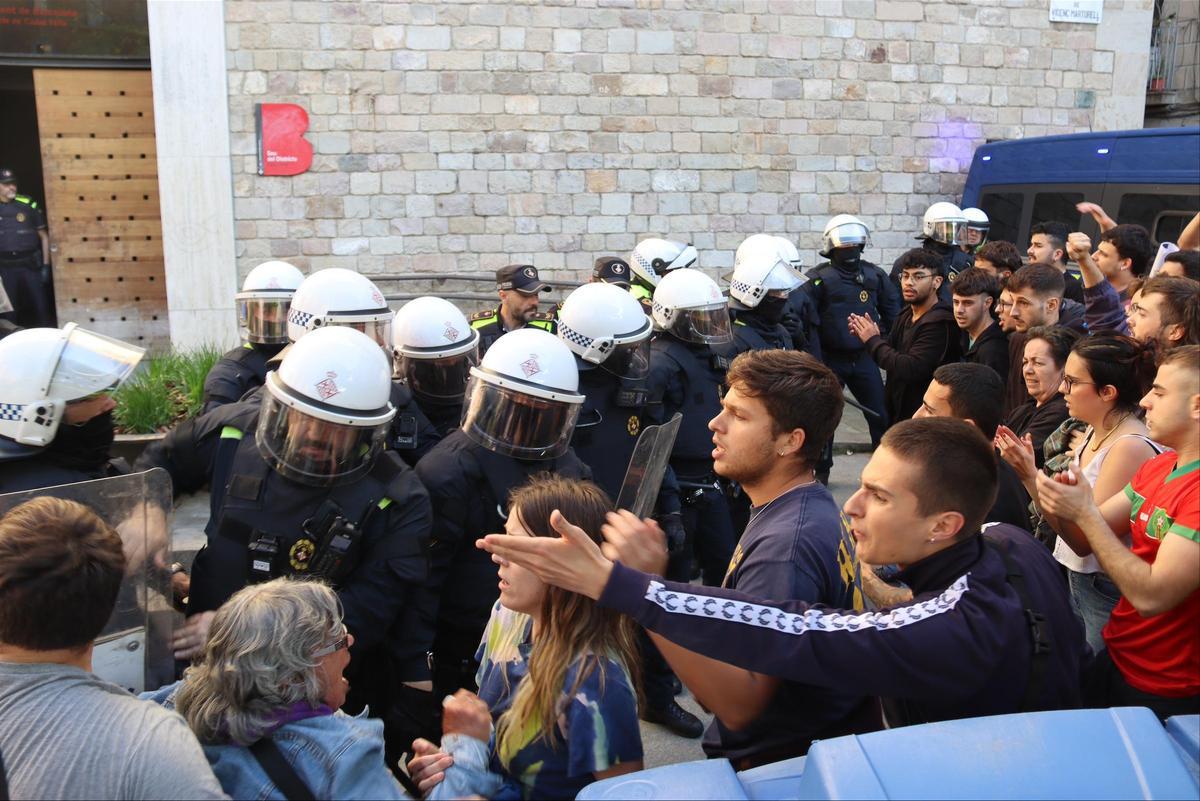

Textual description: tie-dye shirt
[474,602,642,800]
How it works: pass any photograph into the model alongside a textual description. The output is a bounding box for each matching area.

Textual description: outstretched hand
[599,509,669,576]
[478,509,613,600]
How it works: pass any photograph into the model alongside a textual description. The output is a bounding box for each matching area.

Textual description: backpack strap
[249,738,316,801]
[986,539,1052,712]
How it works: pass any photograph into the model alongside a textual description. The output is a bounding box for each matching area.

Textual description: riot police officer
[201,259,304,414]
[893,202,973,301]
[558,282,703,737]
[728,234,805,353]
[468,263,556,356]
[628,237,699,310]
[414,328,590,698]
[0,168,54,328]
[646,267,737,586]
[961,207,990,255]
[135,326,435,765]
[392,296,480,436]
[0,323,144,492]
[805,215,899,482]
[244,267,441,465]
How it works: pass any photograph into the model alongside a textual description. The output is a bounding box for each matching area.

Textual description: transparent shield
[0,469,175,692]
[615,413,682,519]
[927,220,961,245]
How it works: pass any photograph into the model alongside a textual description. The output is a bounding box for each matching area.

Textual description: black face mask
[756,295,788,324]
[44,410,115,472]
[829,247,862,269]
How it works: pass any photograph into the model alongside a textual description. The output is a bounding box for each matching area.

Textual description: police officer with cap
[469,264,556,357]
[414,327,590,698]
[558,282,703,737]
[392,295,480,436]
[591,255,633,289]
[892,202,973,302]
[244,267,441,466]
[728,234,804,353]
[804,215,899,482]
[0,323,144,492]
[646,267,738,587]
[201,259,305,414]
[0,168,54,329]
[135,326,435,767]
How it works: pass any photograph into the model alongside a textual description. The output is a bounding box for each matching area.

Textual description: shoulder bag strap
[986,539,1052,712]
[249,737,316,801]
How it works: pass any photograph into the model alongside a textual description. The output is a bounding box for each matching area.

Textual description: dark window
[979,191,1023,246]
[1116,192,1200,243]
[1031,192,1085,234]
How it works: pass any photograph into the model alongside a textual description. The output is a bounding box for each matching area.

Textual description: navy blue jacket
[804,260,900,356]
[599,523,1085,729]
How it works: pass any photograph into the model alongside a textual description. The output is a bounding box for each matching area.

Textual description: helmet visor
[238,297,292,344]
[668,303,733,345]
[601,337,651,381]
[824,223,869,252]
[963,223,989,246]
[255,392,388,486]
[460,376,581,459]
[49,326,145,401]
[339,317,393,353]
[927,220,963,245]
[402,349,479,402]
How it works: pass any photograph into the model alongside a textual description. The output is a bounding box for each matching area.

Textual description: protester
[480,417,1087,729]
[1002,326,1079,468]
[1001,263,1087,415]
[411,475,643,800]
[1093,224,1155,305]
[1037,345,1200,719]
[952,267,1008,382]
[0,498,226,800]
[147,579,429,799]
[996,280,1019,334]
[850,247,958,424]
[996,335,1160,652]
[973,240,1023,282]
[1160,250,1199,281]
[914,363,1031,531]
[1027,222,1086,303]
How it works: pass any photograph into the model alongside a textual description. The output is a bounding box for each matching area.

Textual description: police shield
[615,412,682,519]
[0,468,175,692]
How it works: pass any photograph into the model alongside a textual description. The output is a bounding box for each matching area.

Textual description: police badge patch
[15,213,25,223]
[290,538,316,571]
[859,290,869,303]
[626,415,640,437]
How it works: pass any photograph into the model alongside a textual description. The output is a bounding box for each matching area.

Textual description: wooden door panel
[35,68,168,348]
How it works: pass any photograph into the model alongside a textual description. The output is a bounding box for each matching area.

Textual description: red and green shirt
[1103,454,1200,697]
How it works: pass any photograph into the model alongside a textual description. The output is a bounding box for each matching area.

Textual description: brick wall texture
[224,0,1153,288]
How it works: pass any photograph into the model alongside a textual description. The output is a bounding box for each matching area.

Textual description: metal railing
[366,272,584,305]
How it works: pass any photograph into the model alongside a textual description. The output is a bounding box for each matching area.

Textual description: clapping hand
[994,425,1037,482]
[1035,458,1098,521]
[847,313,880,343]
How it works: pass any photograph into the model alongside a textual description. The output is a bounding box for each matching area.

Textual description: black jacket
[865,300,960,424]
[600,524,1085,728]
[1003,395,1070,469]
[960,321,1010,384]
[200,342,283,414]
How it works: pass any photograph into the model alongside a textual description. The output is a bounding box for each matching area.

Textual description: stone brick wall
[224,0,1152,290]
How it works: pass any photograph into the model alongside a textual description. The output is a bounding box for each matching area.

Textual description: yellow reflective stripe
[529,319,553,331]
[242,342,254,350]
[470,315,497,329]
[220,426,244,440]
[377,498,392,510]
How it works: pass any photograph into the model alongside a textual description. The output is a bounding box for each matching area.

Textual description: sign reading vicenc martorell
[0,0,149,60]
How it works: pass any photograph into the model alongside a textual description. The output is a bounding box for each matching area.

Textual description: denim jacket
[143,683,408,801]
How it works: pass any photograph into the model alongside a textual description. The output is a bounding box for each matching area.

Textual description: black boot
[642,698,704,738]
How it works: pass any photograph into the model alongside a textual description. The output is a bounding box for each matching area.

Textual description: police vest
[469,307,556,356]
[202,343,276,410]
[732,315,793,353]
[188,427,407,615]
[650,336,728,470]
[812,262,886,316]
[0,196,41,253]
[571,369,648,499]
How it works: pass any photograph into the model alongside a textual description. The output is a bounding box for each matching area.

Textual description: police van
[961,126,1200,247]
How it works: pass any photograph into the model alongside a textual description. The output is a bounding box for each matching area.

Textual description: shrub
[113,346,223,434]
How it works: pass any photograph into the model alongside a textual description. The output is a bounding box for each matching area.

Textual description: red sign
[256,103,313,176]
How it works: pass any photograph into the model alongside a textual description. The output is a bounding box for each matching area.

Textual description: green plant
[113,346,223,434]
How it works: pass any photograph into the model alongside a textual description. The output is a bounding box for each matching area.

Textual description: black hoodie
[960,320,1010,383]
[866,298,960,423]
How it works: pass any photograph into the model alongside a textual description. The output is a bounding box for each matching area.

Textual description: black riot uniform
[200,342,285,414]
[134,400,436,762]
[468,307,556,358]
[730,307,794,353]
[0,412,126,493]
[414,429,590,697]
[0,190,54,329]
[645,335,736,587]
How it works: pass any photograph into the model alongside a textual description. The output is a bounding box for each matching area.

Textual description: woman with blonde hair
[411,474,644,800]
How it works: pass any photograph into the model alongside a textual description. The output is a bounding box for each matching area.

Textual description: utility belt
[246,498,366,586]
[676,471,729,505]
[0,250,38,263]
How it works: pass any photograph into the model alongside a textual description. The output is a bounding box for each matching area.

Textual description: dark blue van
[961,126,1200,248]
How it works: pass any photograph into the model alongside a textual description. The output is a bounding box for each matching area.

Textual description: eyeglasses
[1061,375,1095,393]
[900,272,936,284]
[313,624,349,658]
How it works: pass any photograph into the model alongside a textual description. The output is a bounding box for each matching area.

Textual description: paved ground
[169,403,876,768]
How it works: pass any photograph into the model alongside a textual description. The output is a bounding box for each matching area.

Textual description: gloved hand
[658,512,686,556]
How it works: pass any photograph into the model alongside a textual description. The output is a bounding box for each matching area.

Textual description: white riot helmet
[821,214,871,257]
[236,260,305,345]
[557,283,652,380]
[286,268,393,354]
[962,207,990,247]
[629,238,698,288]
[918,202,968,245]
[651,268,733,344]
[774,237,804,272]
[730,235,805,309]
[461,328,583,459]
[0,323,143,457]
[257,326,395,486]
[392,296,480,403]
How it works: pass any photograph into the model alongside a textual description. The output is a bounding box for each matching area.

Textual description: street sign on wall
[1049,0,1103,25]
[255,103,312,176]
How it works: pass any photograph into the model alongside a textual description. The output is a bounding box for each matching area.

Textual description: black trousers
[0,254,55,329]
[680,486,737,587]
[818,350,888,474]
[1085,648,1200,721]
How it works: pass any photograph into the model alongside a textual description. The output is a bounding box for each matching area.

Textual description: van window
[979,191,1023,245]
[1116,192,1200,243]
[1031,192,1084,231]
